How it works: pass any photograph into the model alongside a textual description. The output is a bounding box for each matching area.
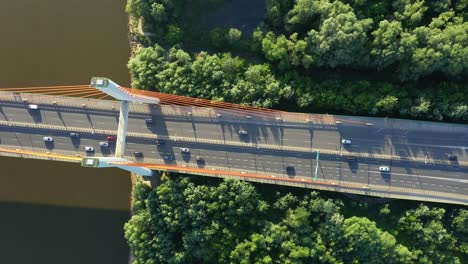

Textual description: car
[379,166,390,172]
[133,151,143,157]
[155,139,165,145]
[180,148,190,153]
[341,139,351,145]
[346,156,356,162]
[164,154,173,161]
[69,133,80,138]
[238,130,248,135]
[106,135,116,142]
[145,118,153,123]
[196,156,205,163]
[28,104,39,110]
[85,146,94,152]
[448,154,457,161]
[43,136,53,142]
[286,165,295,171]
[99,142,109,147]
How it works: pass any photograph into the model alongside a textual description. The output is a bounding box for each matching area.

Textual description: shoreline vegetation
[125,0,467,123]
[125,174,468,263]
[123,0,467,263]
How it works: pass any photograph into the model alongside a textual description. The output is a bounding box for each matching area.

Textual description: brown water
[0,0,132,263]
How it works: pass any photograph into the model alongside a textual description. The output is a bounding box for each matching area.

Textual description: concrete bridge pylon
[88,77,159,175]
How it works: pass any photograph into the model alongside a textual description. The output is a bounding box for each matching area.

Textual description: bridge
[0,78,467,205]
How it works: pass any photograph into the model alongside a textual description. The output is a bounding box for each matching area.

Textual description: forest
[126,0,467,122]
[123,1,468,263]
[125,175,468,263]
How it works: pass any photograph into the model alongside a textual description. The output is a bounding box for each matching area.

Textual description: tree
[165,24,184,45]
[227,28,242,45]
[371,20,404,70]
[230,64,285,107]
[305,1,373,67]
[398,13,468,80]
[453,209,468,235]
[342,217,413,263]
[209,27,228,49]
[286,0,324,34]
[128,44,168,90]
[452,209,468,261]
[398,205,460,264]
[126,0,152,19]
[393,0,429,28]
[265,0,295,29]
[376,95,399,114]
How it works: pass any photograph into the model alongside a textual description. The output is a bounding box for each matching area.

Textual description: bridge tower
[90,77,159,158]
[87,77,159,176]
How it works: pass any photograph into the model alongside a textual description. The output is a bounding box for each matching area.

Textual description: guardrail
[123,157,468,206]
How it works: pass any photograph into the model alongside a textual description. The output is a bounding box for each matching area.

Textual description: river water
[0,0,132,263]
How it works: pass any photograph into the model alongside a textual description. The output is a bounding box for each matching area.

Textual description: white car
[43,136,53,142]
[99,142,109,147]
[85,146,94,152]
[238,130,248,135]
[379,166,390,172]
[180,148,190,153]
[341,139,351,145]
[28,104,39,110]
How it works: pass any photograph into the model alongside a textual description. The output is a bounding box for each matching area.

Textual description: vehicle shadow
[71,137,81,148]
[28,109,43,123]
[380,172,391,182]
[44,141,54,150]
[100,146,111,156]
[346,157,359,173]
[181,152,191,163]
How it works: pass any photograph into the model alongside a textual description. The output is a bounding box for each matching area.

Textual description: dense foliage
[126,0,467,122]
[126,175,467,263]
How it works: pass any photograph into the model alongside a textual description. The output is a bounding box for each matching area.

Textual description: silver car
[85,146,94,152]
[99,142,109,147]
[341,139,351,145]
[238,130,248,135]
[43,136,53,142]
[180,148,190,153]
[379,166,390,172]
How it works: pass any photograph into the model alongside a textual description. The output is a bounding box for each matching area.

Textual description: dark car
[286,165,295,172]
[145,118,153,123]
[133,152,143,157]
[164,154,173,161]
[448,154,457,161]
[346,156,356,162]
[155,139,165,145]
[196,156,205,163]
[69,132,80,138]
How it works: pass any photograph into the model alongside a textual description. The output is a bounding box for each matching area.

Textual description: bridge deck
[0,91,467,205]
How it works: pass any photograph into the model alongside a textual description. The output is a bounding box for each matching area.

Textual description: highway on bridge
[0,92,467,203]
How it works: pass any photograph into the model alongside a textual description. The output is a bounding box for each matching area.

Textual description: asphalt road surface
[0,96,467,199]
